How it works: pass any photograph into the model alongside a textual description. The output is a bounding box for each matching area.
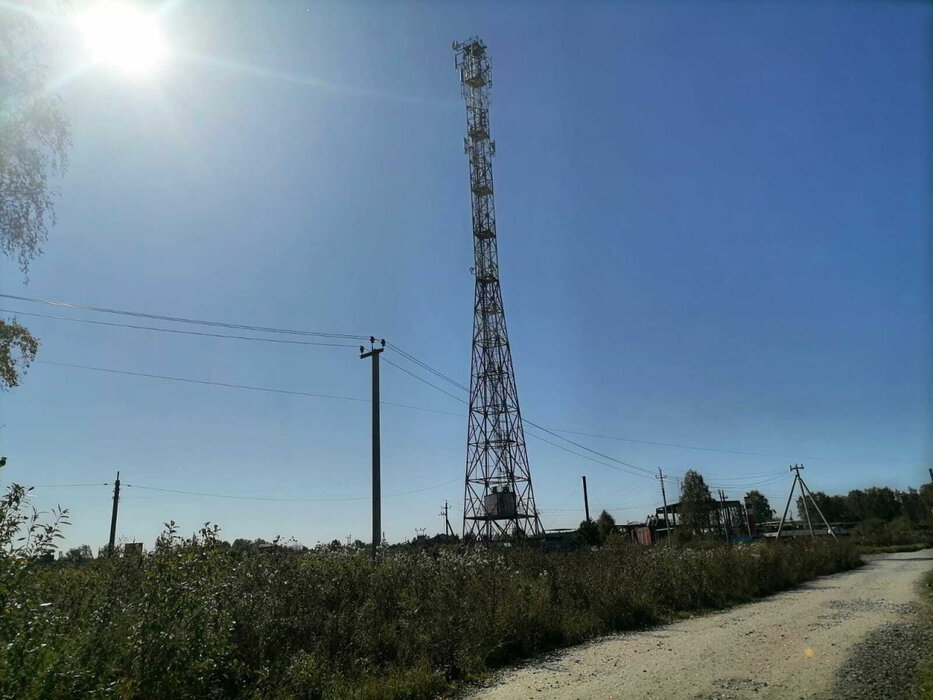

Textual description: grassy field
[1,529,861,699]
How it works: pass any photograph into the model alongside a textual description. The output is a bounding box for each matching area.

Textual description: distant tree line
[795,485,932,526]
[573,466,933,545]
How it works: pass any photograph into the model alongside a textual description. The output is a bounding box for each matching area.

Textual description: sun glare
[78,2,167,75]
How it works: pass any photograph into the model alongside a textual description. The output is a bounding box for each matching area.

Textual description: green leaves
[0,318,39,390]
[0,532,859,698]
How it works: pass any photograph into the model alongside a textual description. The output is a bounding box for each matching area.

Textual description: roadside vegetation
[2,482,861,699]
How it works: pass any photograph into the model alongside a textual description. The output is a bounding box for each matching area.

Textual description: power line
[384,346,657,478]
[125,478,459,503]
[548,428,772,459]
[383,344,921,469]
[386,342,469,392]
[523,417,657,477]
[524,425,655,480]
[39,361,368,402]
[6,295,919,469]
[36,355,656,481]
[36,361,460,417]
[0,293,369,341]
[31,479,461,503]
[0,308,359,348]
[382,357,467,404]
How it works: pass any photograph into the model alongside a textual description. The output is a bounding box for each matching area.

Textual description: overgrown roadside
[2,535,860,699]
[467,550,931,700]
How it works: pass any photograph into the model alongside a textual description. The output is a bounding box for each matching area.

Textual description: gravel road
[466,550,932,700]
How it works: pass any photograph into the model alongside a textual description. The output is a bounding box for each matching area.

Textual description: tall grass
[1,533,860,699]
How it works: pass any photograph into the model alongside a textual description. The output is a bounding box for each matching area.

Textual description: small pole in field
[659,468,672,540]
[108,470,121,557]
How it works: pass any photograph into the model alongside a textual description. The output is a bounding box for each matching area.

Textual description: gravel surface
[831,617,933,699]
[465,550,932,700]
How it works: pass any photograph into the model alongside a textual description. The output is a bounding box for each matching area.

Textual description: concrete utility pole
[360,337,385,560]
[582,476,591,523]
[797,471,837,540]
[658,468,672,539]
[776,464,836,540]
[108,470,121,557]
[799,476,815,537]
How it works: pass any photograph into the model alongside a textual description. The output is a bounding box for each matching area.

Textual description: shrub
[0,530,861,699]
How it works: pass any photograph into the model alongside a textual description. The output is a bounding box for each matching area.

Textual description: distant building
[655,498,749,539]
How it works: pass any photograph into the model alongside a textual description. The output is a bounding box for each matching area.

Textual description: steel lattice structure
[454,37,542,540]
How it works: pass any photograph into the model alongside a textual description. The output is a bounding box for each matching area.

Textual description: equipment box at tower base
[484,487,517,519]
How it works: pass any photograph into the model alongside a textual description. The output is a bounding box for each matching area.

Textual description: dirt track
[467,550,932,700]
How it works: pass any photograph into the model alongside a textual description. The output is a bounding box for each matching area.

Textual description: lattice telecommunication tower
[454,37,542,540]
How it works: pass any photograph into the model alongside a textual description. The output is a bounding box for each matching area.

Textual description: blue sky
[1,0,930,550]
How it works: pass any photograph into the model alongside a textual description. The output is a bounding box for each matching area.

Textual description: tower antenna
[453,37,542,541]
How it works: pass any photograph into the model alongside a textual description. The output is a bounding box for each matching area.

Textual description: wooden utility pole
[360,337,385,560]
[582,476,591,523]
[108,470,121,557]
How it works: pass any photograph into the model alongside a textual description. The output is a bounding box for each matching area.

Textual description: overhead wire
[548,428,771,458]
[380,349,658,478]
[382,346,906,470]
[0,293,369,341]
[124,478,459,502]
[382,357,468,404]
[385,342,469,392]
[523,425,655,480]
[0,308,360,348]
[522,417,657,477]
[36,361,462,417]
[13,294,894,480]
[30,479,460,503]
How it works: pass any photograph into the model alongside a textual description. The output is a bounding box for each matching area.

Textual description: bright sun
[78,2,167,75]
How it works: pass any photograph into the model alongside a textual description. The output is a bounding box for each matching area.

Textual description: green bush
[1,529,861,699]
[851,518,933,548]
